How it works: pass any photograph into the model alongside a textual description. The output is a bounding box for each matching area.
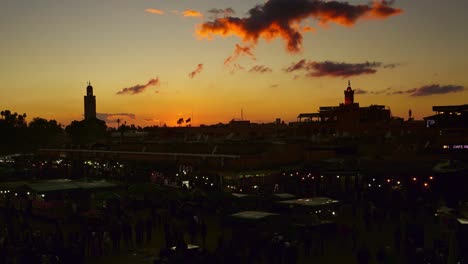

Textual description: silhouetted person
[394,227,401,253]
[146,217,153,243]
[123,218,133,249]
[200,220,207,248]
[135,218,144,246]
[357,247,371,264]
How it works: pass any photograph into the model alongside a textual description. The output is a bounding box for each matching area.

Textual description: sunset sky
[1,0,467,127]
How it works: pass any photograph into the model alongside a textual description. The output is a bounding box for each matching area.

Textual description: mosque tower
[344,80,354,105]
[84,81,96,120]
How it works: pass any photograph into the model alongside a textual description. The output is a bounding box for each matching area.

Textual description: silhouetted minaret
[344,80,354,105]
[84,81,96,120]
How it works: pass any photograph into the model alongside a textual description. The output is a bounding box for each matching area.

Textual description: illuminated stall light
[424,182,429,188]
[397,181,401,185]
[332,211,336,215]
[429,176,434,180]
[387,179,391,183]
[337,175,340,179]
[368,184,372,187]
[413,177,417,182]
[378,185,381,188]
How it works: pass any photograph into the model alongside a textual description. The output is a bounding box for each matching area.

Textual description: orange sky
[0,0,467,127]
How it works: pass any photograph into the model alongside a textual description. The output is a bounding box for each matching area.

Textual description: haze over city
[1,0,467,126]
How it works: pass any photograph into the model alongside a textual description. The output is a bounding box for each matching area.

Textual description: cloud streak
[224,44,255,65]
[117,78,160,95]
[396,84,465,96]
[354,89,368,94]
[97,113,136,123]
[196,0,402,53]
[189,64,204,78]
[145,8,164,15]
[284,60,390,78]
[249,65,272,73]
[183,9,203,18]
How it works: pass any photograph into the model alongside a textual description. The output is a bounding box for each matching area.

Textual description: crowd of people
[0,168,465,263]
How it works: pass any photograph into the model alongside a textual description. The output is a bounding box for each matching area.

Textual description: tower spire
[348,80,351,87]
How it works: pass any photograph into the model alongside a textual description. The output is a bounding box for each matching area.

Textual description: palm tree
[117,118,121,130]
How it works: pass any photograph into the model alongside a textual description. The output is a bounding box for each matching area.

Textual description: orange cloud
[183,9,203,18]
[145,8,164,15]
[196,0,402,53]
[189,64,204,78]
[302,26,316,33]
[224,44,255,65]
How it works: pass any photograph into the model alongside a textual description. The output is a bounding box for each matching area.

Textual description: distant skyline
[1,0,467,126]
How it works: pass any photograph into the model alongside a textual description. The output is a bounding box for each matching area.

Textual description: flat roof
[433,104,468,112]
[231,193,251,198]
[231,211,279,220]
[278,197,339,207]
[297,113,320,118]
[273,193,296,199]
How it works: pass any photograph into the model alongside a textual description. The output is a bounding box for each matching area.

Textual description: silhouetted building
[84,81,96,120]
[424,104,468,128]
[296,81,391,134]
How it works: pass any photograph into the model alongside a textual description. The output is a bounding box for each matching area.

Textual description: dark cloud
[375,85,465,96]
[370,87,392,94]
[196,0,402,53]
[117,78,160,95]
[97,113,136,123]
[207,8,235,17]
[383,63,399,69]
[284,60,384,78]
[248,65,272,73]
[224,44,255,65]
[391,88,415,95]
[354,89,368,94]
[189,63,204,78]
[410,84,465,96]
